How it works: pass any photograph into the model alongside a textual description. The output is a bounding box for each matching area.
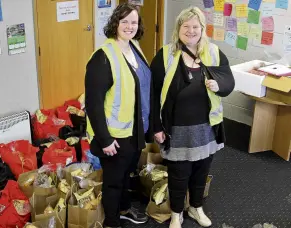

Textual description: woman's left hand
[206,80,219,92]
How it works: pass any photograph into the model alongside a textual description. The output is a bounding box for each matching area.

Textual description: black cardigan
[150,47,235,148]
[85,42,154,157]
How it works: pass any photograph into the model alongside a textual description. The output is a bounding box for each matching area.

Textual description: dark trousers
[99,137,140,227]
[166,155,213,213]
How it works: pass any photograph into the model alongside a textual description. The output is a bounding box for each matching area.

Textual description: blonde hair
[171,6,208,56]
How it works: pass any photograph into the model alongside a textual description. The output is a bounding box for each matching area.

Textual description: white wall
[0,0,39,117]
[164,0,291,126]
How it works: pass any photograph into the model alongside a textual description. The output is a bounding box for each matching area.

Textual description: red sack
[42,140,77,169]
[32,109,69,140]
[0,140,38,179]
[0,180,30,228]
[64,99,81,110]
[81,140,90,161]
[56,106,73,126]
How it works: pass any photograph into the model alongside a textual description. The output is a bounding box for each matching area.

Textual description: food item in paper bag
[54,198,66,212]
[24,225,38,228]
[35,110,47,124]
[151,170,168,182]
[58,179,70,194]
[13,200,31,216]
[44,204,54,214]
[34,173,54,188]
[74,187,96,208]
[23,173,37,187]
[153,183,168,205]
[79,179,102,189]
[66,106,85,117]
[71,168,91,182]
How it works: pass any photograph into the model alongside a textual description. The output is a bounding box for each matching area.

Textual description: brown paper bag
[30,193,66,227]
[138,151,163,170]
[139,164,167,197]
[18,170,38,198]
[67,188,104,227]
[143,143,160,153]
[146,179,171,223]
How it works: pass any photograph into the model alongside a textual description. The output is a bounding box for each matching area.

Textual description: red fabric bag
[0,140,38,179]
[64,99,81,110]
[81,139,91,161]
[0,180,31,228]
[56,106,73,126]
[42,140,77,169]
[32,109,69,140]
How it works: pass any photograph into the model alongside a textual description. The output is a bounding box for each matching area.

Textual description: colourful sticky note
[0,0,2,21]
[237,22,249,36]
[213,28,225,41]
[214,0,225,11]
[261,31,274,45]
[275,0,288,9]
[237,36,248,50]
[203,10,214,24]
[261,2,275,16]
[263,0,275,2]
[224,3,233,16]
[247,9,261,24]
[225,31,237,46]
[236,4,248,18]
[248,0,263,10]
[203,0,214,8]
[226,0,236,2]
[206,24,214,37]
[213,13,224,26]
[226,17,237,31]
[261,16,274,31]
[249,26,262,40]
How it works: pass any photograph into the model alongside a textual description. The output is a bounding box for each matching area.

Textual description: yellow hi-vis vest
[86,38,148,141]
[161,43,223,126]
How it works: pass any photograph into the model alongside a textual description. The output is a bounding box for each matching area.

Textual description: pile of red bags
[0,140,38,179]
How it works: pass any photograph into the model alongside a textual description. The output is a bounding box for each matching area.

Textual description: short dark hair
[103,3,144,40]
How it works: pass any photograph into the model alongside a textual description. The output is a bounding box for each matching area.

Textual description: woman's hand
[206,80,219,92]
[154,132,166,144]
[103,140,120,156]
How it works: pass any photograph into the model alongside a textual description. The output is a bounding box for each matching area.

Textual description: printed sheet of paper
[225,31,237,46]
[213,28,225,41]
[213,13,224,26]
[236,4,248,18]
[284,25,291,52]
[57,1,79,22]
[261,2,275,16]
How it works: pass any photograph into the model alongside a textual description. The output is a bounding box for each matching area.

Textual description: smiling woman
[85,2,153,228]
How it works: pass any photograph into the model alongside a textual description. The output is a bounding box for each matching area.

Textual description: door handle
[84,25,92,31]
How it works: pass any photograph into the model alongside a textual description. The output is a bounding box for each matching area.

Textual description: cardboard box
[263,75,291,104]
[231,60,271,97]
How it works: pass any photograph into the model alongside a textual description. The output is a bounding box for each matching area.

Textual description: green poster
[237,36,248,50]
[247,9,260,24]
[6,23,26,55]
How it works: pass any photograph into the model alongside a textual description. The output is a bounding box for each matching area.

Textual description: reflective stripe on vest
[162,42,223,126]
[86,39,144,141]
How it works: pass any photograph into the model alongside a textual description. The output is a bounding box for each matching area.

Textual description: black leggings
[166,155,213,213]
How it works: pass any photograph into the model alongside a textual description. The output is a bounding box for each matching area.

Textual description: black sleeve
[85,49,114,148]
[216,49,235,97]
[219,49,229,66]
[150,48,165,133]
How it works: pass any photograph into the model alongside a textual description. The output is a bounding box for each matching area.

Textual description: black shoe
[120,207,149,224]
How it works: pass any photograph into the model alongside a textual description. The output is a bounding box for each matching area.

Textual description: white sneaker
[169,212,183,228]
[188,206,212,227]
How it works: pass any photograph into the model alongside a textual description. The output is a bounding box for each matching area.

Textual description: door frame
[33,0,96,108]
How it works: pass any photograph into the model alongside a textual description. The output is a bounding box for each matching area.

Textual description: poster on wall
[0,0,3,21]
[57,1,79,23]
[128,0,144,6]
[98,0,112,8]
[97,5,112,36]
[6,23,26,55]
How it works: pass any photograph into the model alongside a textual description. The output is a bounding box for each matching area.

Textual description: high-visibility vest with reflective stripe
[161,43,223,126]
[86,38,148,141]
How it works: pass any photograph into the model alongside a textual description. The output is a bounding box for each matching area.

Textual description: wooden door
[118,0,158,62]
[35,0,94,109]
